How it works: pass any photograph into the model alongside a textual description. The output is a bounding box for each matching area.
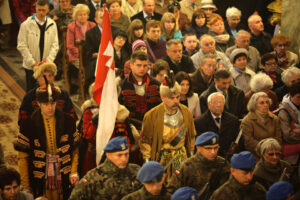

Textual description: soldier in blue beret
[69,136,142,200]
[167,132,230,199]
[210,151,267,200]
[266,181,294,200]
[121,161,169,200]
[171,187,199,200]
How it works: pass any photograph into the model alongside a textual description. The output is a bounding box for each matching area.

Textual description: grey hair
[248,14,261,25]
[199,34,215,47]
[166,39,182,50]
[250,73,273,92]
[281,67,300,85]
[247,91,271,112]
[200,53,216,65]
[226,7,242,19]
[256,138,281,158]
[207,92,225,104]
[236,30,251,39]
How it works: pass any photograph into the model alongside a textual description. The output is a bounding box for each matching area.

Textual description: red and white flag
[93,6,118,164]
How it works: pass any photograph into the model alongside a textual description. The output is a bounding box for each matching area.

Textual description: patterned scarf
[46,154,63,194]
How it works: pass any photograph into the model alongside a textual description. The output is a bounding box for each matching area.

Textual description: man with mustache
[140,73,196,181]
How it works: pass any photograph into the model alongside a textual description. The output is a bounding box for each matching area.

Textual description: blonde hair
[72,4,90,20]
[161,12,177,41]
[247,92,271,112]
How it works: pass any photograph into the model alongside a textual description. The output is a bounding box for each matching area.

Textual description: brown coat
[241,112,282,157]
[140,103,196,160]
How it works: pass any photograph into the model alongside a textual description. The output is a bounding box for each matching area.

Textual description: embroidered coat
[15,109,80,199]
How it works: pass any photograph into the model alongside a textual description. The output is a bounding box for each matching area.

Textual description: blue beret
[171,187,199,200]
[195,132,219,146]
[266,181,294,200]
[230,151,256,170]
[104,137,129,153]
[137,161,164,183]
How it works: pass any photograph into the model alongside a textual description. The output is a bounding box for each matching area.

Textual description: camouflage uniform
[69,159,142,200]
[167,152,230,194]
[209,175,267,200]
[121,186,170,200]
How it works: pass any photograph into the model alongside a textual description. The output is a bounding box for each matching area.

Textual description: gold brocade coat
[140,103,196,161]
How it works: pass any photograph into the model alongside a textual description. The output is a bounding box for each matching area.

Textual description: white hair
[250,73,273,92]
[207,92,225,104]
[248,14,261,25]
[281,67,300,85]
[226,7,241,19]
[247,92,271,112]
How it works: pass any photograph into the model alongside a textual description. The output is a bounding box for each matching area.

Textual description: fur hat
[201,0,217,10]
[36,82,61,103]
[33,61,57,79]
[160,71,181,97]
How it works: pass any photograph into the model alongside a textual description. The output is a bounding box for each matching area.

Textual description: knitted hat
[229,48,249,64]
[33,61,57,79]
[132,39,147,53]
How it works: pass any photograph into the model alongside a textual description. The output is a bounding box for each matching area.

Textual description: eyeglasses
[267,152,281,157]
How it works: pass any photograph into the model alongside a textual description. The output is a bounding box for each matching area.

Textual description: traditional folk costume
[140,75,196,181]
[15,84,80,200]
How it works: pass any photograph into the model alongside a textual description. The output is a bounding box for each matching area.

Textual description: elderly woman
[207,13,235,53]
[275,67,300,102]
[245,73,279,111]
[229,48,256,94]
[184,9,208,39]
[278,82,300,166]
[260,53,284,91]
[271,34,299,72]
[253,138,292,189]
[241,92,282,158]
[225,7,246,39]
[108,0,130,32]
[175,71,201,118]
[160,12,183,41]
[67,4,95,66]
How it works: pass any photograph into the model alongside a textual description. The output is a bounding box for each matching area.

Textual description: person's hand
[70,175,79,186]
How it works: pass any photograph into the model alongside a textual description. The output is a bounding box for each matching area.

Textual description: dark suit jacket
[199,83,247,119]
[194,110,242,157]
[190,69,213,96]
[162,55,195,75]
[85,25,102,84]
[87,0,105,23]
[131,11,162,27]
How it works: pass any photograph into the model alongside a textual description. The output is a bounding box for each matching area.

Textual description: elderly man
[224,7,247,39]
[119,51,161,130]
[248,14,273,56]
[17,0,59,92]
[199,69,247,119]
[140,75,196,181]
[15,83,80,199]
[0,168,34,200]
[69,137,142,200]
[194,92,241,157]
[18,62,77,127]
[162,39,195,75]
[191,34,232,71]
[190,54,216,96]
[131,0,162,27]
[167,132,230,198]
[121,161,169,200]
[226,30,261,72]
[210,151,266,200]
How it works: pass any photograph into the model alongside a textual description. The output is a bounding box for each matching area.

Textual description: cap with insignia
[137,161,164,183]
[171,187,199,200]
[266,181,294,200]
[230,151,256,171]
[104,137,129,153]
[195,132,219,146]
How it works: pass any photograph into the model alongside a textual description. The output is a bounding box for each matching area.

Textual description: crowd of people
[0,0,300,199]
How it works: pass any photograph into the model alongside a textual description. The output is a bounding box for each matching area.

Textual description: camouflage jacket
[209,175,267,200]
[121,186,170,200]
[167,152,230,194]
[69,159,142,200]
